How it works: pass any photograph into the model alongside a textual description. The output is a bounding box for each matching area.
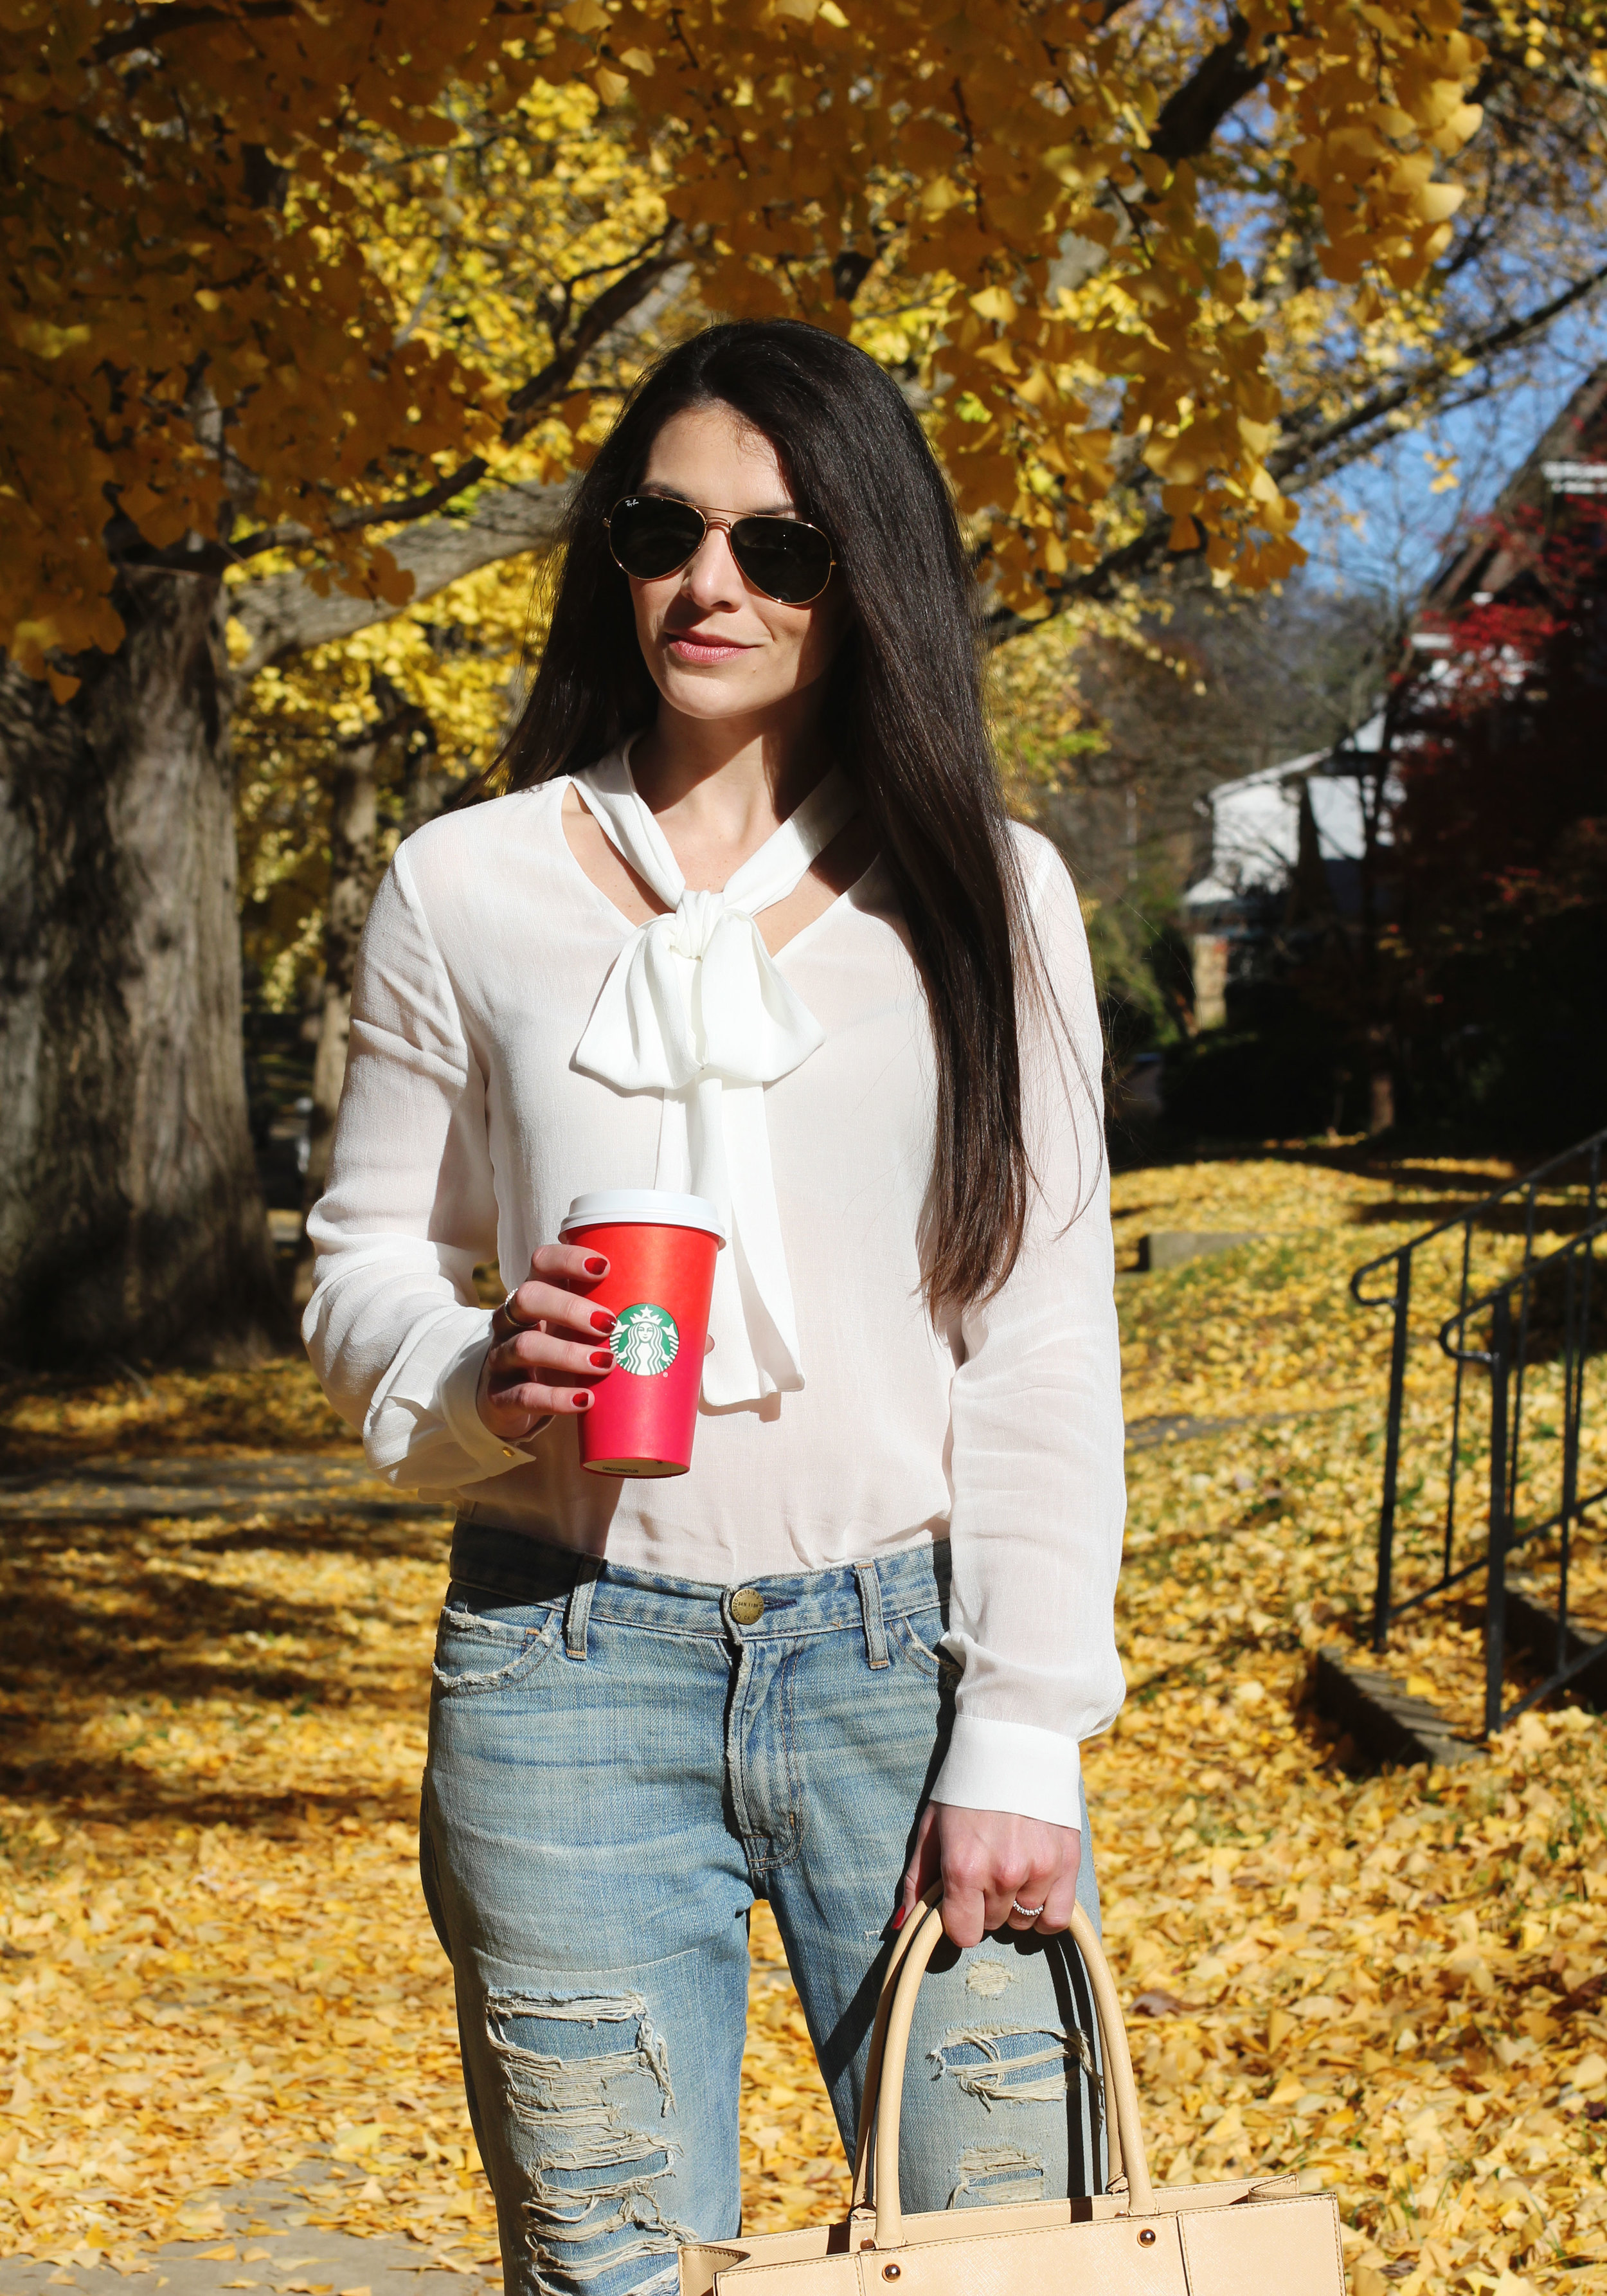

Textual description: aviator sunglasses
[605,494,837,605]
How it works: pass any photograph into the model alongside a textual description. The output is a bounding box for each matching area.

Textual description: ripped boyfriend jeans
[419,1521,1105,2296]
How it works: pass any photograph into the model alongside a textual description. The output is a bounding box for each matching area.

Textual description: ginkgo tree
[1,12,680,1366]
[2,0,1604,1366]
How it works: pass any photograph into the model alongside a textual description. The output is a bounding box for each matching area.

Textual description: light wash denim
[419,1521,1106,2296]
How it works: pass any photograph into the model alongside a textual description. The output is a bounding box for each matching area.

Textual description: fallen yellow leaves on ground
[3,1151,1605,2295]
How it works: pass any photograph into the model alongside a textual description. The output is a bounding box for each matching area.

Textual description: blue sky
[1295,305,1607,606]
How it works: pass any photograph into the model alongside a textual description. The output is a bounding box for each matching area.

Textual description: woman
[303,320,1126,2296]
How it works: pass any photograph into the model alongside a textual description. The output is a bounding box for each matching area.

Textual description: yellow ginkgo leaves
[0,0,1514,674]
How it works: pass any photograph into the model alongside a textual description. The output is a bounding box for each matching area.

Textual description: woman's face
[626,402,850,725]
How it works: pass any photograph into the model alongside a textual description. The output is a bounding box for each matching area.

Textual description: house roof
[1183,716,1392,906]
[1185,366,1607,919]
[1419,362,1607,614]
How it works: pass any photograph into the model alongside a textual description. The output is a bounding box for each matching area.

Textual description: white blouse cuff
[931,1716,1083,1829]
[438,1321,535,1479]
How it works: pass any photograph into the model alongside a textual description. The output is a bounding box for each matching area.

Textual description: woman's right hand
[476,1242,616,1443]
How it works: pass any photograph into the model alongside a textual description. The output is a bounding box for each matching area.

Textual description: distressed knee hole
[483,1989,695,2296]
[948,2143,1046,2207]
[928,2023,1092,2107]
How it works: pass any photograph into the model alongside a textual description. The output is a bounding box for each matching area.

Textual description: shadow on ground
[0,1438,453,1829]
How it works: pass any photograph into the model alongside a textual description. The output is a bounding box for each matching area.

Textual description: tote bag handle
[850,1890,1155,2249]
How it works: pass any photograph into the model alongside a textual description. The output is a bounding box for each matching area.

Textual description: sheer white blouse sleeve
[929,832,1127,1827]
[300,846,514,1492]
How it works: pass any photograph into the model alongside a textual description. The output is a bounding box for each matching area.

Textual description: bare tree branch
[501,244,686,440]
[1048,16,1270,297]
[229,479,571,676]
[252,246,682,548]
[983,260,1607,646]
[1149,14,1267,164]
[1268,259,1607,483]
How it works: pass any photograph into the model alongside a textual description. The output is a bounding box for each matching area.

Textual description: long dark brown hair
[494,318,1087,1311]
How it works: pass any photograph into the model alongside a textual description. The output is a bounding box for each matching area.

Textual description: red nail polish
[586,1256,609,1276]
[589,1349,613,1369]
[591,1309,616,1334]
[893,1905,906,1931]
[574,1390,593,1410]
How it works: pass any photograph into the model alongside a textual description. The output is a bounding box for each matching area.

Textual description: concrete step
[1313,1647,1481,1770]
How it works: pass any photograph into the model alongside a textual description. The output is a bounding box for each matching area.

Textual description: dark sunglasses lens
[731,518,833,602]
[609,497,705,578]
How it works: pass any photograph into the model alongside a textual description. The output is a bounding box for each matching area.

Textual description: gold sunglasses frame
[604,496,837,605]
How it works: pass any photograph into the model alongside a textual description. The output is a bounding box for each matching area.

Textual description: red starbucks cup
[559,1189,726,1478]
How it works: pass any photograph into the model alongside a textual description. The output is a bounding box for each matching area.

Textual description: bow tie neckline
[568,743,859,1406]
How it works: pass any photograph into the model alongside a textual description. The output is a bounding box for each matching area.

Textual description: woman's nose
[680,524,744,608]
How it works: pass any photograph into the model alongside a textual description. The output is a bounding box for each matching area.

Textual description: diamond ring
[1011,1901,1046,1919]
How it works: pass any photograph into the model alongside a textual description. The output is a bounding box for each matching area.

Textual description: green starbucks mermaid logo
[610,1303,680,1378]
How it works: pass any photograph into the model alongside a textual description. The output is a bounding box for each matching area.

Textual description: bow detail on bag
[570,745,859,1408]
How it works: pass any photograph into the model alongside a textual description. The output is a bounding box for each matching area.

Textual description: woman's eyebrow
[638,483,800,516]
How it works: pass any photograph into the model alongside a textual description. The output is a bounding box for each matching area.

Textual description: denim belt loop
[854,1559,890,1670]
[564,1559,602,1661]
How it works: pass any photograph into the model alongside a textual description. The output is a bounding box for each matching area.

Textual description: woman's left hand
[898,1802,1081,1949]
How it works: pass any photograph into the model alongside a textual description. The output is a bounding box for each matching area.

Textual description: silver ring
[501,1290,530,1328]
[1011,1901,1045,1919]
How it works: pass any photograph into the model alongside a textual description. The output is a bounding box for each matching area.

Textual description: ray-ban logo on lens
[610,1303,680,1377]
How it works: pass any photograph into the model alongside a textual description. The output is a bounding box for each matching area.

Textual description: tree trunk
[0,570,289,1366]
[292,691,436,1308]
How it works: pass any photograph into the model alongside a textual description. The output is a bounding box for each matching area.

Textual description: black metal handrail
[1438,1211,1607,1733]
[1351,1126,1606,1649]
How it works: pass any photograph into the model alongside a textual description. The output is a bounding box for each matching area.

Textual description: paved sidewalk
[1124,1404,1342,1451]
[0,2169,500,2296]
[0,1455,445,1523]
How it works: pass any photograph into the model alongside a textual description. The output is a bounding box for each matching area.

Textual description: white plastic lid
[559,1189,727,1245]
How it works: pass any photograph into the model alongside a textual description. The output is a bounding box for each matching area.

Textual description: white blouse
[302,774,1127,1827]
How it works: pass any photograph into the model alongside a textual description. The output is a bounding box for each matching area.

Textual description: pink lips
[667,633,751,664]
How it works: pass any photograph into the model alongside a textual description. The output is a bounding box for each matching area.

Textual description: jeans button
[730,1588,765,1625]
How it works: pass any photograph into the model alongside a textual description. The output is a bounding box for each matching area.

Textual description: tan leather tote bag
[680,1894,1345,2296]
